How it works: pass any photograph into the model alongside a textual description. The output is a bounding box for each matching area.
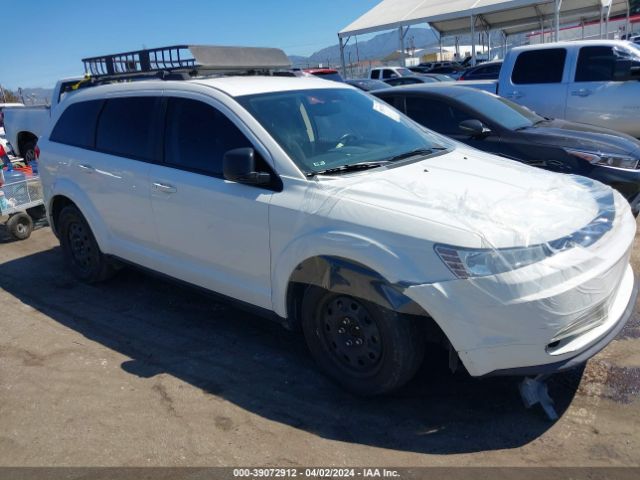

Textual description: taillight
[35,145,40,160]
[0,145,5,156]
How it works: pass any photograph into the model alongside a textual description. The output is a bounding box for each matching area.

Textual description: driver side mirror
[459,119,491,138]
[223,148,271,185]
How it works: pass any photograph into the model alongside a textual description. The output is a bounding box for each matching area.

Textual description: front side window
[238,88,451,175]
[382,69,395,79]
[164,97,253,176]
[455,91,543,130]
[512,48,567,84]
[575,45,640,82]
[96,97,160,161]
[50,100,103,148]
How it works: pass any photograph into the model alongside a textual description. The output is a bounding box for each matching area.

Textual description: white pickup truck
[463,40,640,137]
[3,79,80,162]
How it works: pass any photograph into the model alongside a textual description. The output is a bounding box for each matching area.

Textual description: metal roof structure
[337,0,633,73]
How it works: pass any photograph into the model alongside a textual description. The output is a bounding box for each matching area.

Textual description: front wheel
[301,287,425,396]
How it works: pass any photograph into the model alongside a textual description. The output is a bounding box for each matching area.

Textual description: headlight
[435,244,550,279]
[566,149,639,170]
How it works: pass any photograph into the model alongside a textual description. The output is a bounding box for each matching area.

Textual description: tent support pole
[398,27,406,67]
[627,0,631,38]
[605,1,612,39]
[339,36,347,78]
[600,6,605,38]
[471,15,476,66]
[554,0,562,42]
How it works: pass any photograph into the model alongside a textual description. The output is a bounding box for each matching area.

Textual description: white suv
[39,47,637,396]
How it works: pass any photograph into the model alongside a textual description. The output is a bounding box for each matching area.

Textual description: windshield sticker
[373,101,401,122]
[313,161,326,167]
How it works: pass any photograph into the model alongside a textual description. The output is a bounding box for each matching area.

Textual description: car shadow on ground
[0,246,585,455]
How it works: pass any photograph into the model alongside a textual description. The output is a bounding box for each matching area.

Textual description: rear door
[148,94,274,309]
[500,48,569,119]
[565,45,640,136]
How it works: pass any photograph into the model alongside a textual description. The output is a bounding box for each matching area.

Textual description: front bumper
[404,199,637,377]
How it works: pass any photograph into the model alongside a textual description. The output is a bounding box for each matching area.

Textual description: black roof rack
[82,44,292,80]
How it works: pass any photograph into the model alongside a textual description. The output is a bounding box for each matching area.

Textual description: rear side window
[512,49,566,84]
[96,97,161,161]
[50,100,103,148]
[164,97,253,176]
[404,96,472,134]
[371,70,380,79]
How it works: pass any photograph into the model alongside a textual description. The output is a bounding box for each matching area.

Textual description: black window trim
[160,95,283,192]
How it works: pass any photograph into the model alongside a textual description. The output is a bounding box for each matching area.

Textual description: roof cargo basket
[82,45,291,79]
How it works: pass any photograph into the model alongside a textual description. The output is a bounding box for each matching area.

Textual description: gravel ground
[0,224,638,467]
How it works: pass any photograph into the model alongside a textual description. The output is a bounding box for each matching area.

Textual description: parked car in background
[384,75,439,86]
[374,84,640,213]
[344,78,388,91]
[369,66,414,80]
[458,61,502,81]
[421,73,455,82]
[427,65,465,78]
[3,78,80,163]
[459,40,640,137]
[39,45,638,398]
[303,68,344,82]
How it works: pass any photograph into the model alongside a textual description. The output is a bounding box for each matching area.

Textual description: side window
[96,97,160,161]
[371,70,380,79]
[405,97,472,134]
[164,97,253,176]
[50,100,103,148]
[512,49,566,84]
[575,46,617,82]
[382,69,394,79]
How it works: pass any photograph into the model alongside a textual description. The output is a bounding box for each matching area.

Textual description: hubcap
[320,296,383,375]
[67,222,94,271]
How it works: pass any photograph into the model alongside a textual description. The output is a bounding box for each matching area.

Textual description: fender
[272,229,426,318]
[48,177,113,253]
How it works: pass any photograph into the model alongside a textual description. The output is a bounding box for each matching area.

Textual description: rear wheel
[301,287,424,396]
[58,205,116,283]
[21,139,37,164]
[6,212,33,240]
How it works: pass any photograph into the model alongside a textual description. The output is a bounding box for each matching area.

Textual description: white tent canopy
[337,0,633,74]
[339,0,630,38]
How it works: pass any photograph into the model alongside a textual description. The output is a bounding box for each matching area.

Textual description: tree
[0,86,20,103]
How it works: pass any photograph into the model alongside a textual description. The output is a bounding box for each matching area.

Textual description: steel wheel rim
[319,295,383,376]
[67,222,94,271]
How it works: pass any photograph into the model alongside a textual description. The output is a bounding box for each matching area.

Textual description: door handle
[78,164,95,173]
[152,182,177,193]
[507,91,524,99]
[571,89,592,97]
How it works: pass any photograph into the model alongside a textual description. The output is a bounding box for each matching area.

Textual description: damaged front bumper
[404,206,637,377]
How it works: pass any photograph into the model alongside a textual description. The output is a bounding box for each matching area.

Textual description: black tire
[57,205,116,283]
[301,286,425,396]
[6,213,33,240]
[21,139,37,164]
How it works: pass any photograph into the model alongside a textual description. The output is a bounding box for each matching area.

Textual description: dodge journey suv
[38,46,637,396]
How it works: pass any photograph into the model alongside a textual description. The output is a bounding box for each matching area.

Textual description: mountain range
[289,27,440,68]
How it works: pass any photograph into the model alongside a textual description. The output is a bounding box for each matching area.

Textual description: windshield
[238,88,450,175]
[396,68,414,77]
[456,91,544,130]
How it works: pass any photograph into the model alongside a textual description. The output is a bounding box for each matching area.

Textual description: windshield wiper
[384,147,445,163]
[308,160,391,176]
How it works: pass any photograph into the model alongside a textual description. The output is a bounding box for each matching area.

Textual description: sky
[1,0,380,90]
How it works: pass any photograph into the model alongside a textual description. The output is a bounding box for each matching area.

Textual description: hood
[314,146,615,249]
[519,119,640,157]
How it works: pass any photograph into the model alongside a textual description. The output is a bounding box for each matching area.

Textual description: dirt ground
[0,223,639,467]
